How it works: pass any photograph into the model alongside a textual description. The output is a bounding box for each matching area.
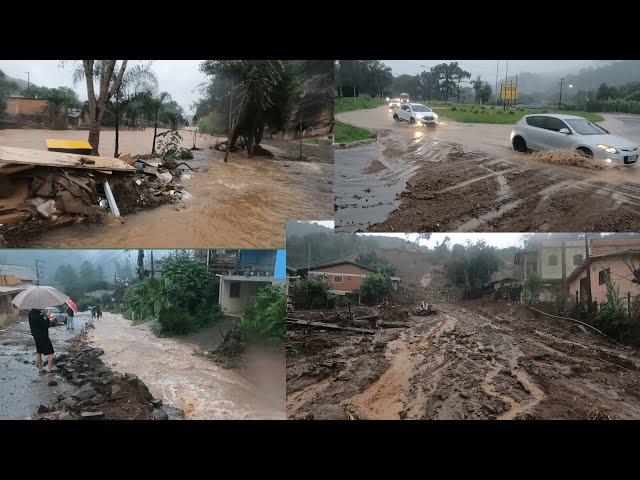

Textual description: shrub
[508,110,515,114]
[237,284,285,345]
[158,306,194,335]
[521,273,543,306]
[450,106,457,111]
[291,276,330,309]
[595,275,639,342]
[360,273,393,306]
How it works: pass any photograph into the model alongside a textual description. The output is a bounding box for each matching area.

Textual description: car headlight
[597,144,618,154]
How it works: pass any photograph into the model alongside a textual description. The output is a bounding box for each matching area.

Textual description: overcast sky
[0,60,208,116]
[383,60,615,80]
[309,221,524,248]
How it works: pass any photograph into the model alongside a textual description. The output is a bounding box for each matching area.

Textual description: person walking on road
[96,304,102,319]
[28,308,54,374]
[66,305,75,330]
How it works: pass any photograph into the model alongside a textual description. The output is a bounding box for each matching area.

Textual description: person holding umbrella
[12,285,73,375]
[28,308,54,374]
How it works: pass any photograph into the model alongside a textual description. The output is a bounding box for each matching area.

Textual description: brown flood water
[0,129,333,248]
[88,312,285,420]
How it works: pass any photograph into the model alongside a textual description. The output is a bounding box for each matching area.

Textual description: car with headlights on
[388,98,401,109]
[510,113,638,165]
[44,306,68,326]
[393,103,439,126]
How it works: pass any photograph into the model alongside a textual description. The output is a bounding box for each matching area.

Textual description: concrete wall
[5,98,47,116]
[219,279,272,316]
[539,241,585,280]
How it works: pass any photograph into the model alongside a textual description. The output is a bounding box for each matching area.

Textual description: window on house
[333,275,343,283]
[598,268,610,286]
[548,255,558,266]
[527,263,537,273]
[573,254,583,266]
[229,282,241,298]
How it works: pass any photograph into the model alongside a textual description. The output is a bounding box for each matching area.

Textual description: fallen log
[377,321,410,329]
[286,318,374,334]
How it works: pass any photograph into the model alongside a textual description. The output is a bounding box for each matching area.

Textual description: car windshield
[565,119,609,135]
[411,105,431,112]
[48,307,60,313]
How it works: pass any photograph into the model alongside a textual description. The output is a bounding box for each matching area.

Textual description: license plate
[628,155,637,163]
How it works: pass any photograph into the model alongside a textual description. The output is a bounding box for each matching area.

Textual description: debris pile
[36,333,178,420]
[0,146,192,245]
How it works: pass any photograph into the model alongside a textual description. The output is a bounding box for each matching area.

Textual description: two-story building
[515,240,586,302]
[217,249,286,316]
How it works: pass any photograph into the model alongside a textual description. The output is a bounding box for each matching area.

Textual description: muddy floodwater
[335,107,640,232]
[88,313,285,420]
[1,129,333,248]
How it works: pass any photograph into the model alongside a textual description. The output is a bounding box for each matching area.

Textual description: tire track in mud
[481,360,545,420]
[343,313,458,420]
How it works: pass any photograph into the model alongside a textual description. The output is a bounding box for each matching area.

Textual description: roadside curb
[333,138,377,149]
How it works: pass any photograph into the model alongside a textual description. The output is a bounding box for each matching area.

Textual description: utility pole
[559,77,565,110]
[503,60,509,110]
[34,259,41,286]
[25,72,30,89]
[150,250,154,277]
[307,242,311,271]
[584,234,593,312]
[495,60,499,105]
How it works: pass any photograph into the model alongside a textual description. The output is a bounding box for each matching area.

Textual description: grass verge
[429,103,604,124]
[335,96,386,114]
[334,120,376,143]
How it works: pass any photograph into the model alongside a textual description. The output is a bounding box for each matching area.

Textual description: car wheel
[410,117,416,125]
[512,136,527,152]
[577,147,593,158]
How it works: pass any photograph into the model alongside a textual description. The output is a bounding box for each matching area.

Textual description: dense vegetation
[236,284,285,345]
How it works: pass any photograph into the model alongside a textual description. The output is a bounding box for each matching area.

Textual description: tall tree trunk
[114,91,119,157]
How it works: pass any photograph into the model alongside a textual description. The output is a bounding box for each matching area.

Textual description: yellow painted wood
[46,139,93,150]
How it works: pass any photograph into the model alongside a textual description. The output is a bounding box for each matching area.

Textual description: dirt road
[335,107,640,232]
[287,296,640,420]
[1,129,333,248]
[89,312,285,419]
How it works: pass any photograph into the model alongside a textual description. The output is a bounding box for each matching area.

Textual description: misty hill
[286,222,429,269]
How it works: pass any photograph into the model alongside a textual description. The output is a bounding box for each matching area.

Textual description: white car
[393,103,439,126]
[388,98,401,109]
[510,113,638,165]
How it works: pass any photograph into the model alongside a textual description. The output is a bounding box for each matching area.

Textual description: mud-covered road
[287,296,640,420]
[0,314,88,419]
[1,130,333,248]
[89,312,285,419]
[335,106,640,232]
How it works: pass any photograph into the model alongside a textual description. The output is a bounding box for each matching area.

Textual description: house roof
[0,264,37,282]
[0,285,27,295]
[219,275,277,283]
[566,250,640,283]
[298,261,376,275]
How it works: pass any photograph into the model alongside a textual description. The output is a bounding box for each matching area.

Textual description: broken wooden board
[286,318,375,334]
[0,162,36,175]
[0,145,135,172]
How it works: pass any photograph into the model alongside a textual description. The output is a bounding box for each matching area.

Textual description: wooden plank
[46,139,92,150]
[0,145,135,172]
[286,318,374,334]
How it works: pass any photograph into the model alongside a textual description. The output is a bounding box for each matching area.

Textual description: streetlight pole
[559,77,565,110]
